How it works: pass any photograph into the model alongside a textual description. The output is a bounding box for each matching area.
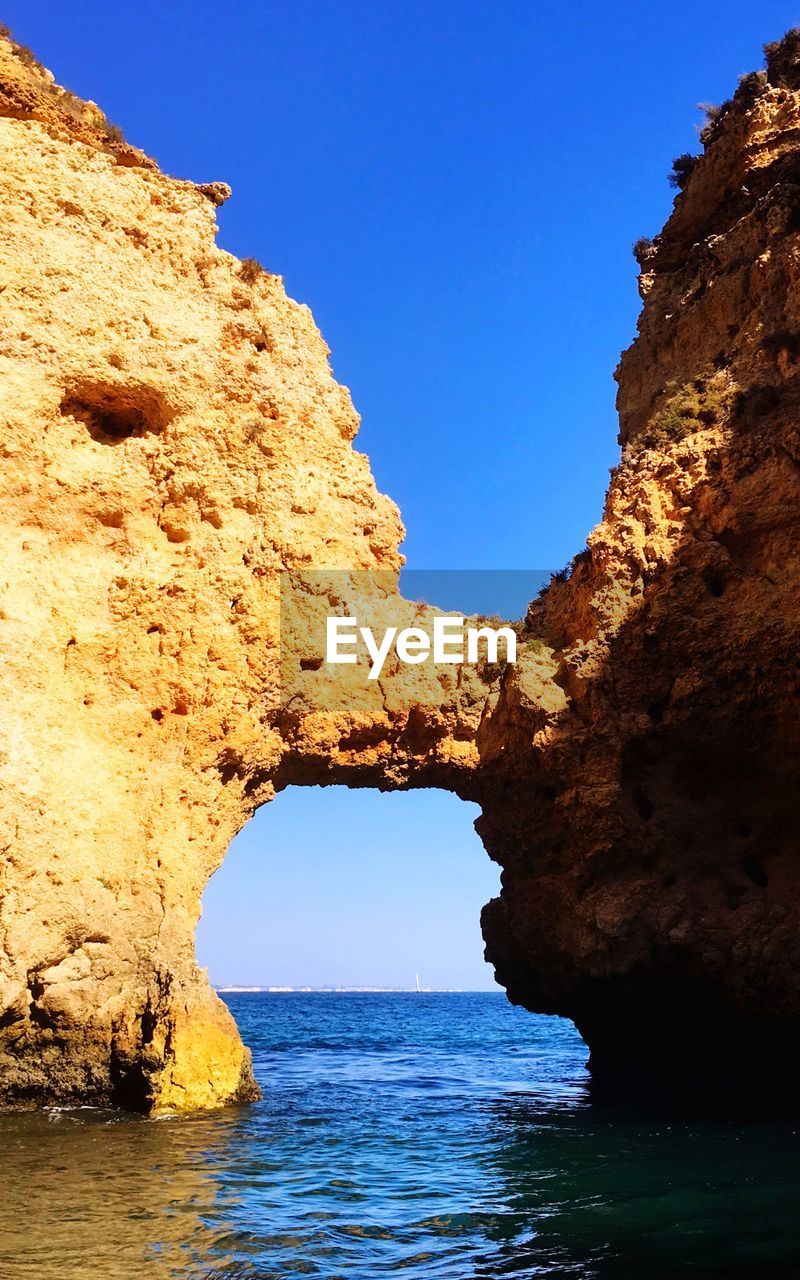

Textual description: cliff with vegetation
[1,27,799,1110]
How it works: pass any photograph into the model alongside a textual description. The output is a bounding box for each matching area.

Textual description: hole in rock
[60,380,171,443]
[633,787,654,821]
[196,787,503,995]
[742,852,769,888]
[702,567,725,598]
[733,384,781,429]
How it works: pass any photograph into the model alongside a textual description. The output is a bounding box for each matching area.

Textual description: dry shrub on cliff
[538,549,592,598]
[239,257,268,285]
[645,374,732,447]
[698,100,733,145]
[633,235,654,264]
[0,22,127,148]
[668,152,699,190]
[0,23,43,72]
[763,29,800,92]
[736,70,767,106]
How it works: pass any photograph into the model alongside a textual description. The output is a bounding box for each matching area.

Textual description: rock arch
[2,30,800,1110]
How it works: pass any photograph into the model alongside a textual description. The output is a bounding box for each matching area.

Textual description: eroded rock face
[0,31,536,1111]
[0,33,410,1110]
[481,35,800,1094]
[2,28,800,1110]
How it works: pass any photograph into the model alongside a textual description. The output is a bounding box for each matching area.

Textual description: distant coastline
[216,985,499,994]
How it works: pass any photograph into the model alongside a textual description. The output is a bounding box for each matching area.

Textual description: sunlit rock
[2,27,800,1110]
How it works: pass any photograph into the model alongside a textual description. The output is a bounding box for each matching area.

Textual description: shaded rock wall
[1,28,800,1110]
[481,34,800,1093]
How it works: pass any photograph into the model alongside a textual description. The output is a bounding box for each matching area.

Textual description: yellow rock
[5,26,800,1109]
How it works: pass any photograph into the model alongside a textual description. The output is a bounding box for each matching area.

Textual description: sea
[1,991,799,1279]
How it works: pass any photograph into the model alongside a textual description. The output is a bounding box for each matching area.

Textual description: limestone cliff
[1,27,800,1110]
[0,31,408,1109]
[0,30,521,1111]
[481,33,800,1093]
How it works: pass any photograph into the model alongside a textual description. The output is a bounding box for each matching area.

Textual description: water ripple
[0,994,799,1277]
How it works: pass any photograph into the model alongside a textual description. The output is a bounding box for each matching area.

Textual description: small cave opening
[741,851,769,888]
[60,380,171,444]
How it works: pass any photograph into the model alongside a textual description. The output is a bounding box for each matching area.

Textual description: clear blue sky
[9,2,797,987]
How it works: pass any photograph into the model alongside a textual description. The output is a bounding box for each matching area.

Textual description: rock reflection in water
[0,1106,238,1279]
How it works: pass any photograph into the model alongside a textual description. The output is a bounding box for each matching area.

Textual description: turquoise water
[1,992,799,1278]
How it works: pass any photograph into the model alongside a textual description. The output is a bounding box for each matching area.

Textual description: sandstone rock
[481,31,800,1094]
[0,29,527,1111]
[2,25,800,1110]
[195,182,232,208]
[0,30,407,1110]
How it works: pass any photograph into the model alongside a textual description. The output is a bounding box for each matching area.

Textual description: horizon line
[215,984,502,994]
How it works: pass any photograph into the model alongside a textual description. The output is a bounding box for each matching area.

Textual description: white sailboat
[415,973,421,994]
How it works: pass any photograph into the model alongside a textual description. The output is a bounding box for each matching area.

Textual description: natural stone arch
[0,32,542,1111]
[3,30,800,1112]
[195,783,496,995]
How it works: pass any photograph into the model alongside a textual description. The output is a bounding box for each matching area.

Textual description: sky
[8,1,799,988]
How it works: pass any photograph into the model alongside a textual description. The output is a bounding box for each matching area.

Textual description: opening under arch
[196,787,501,993]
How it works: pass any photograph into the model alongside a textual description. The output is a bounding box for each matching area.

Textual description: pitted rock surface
[2,29,800,1109]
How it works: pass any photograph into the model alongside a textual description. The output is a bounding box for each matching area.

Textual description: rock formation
[482,34,800,1095]
[1,27,800,1110]
[0,30,406,1110]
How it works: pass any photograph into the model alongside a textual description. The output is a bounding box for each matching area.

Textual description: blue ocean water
[1,992,799,1278]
